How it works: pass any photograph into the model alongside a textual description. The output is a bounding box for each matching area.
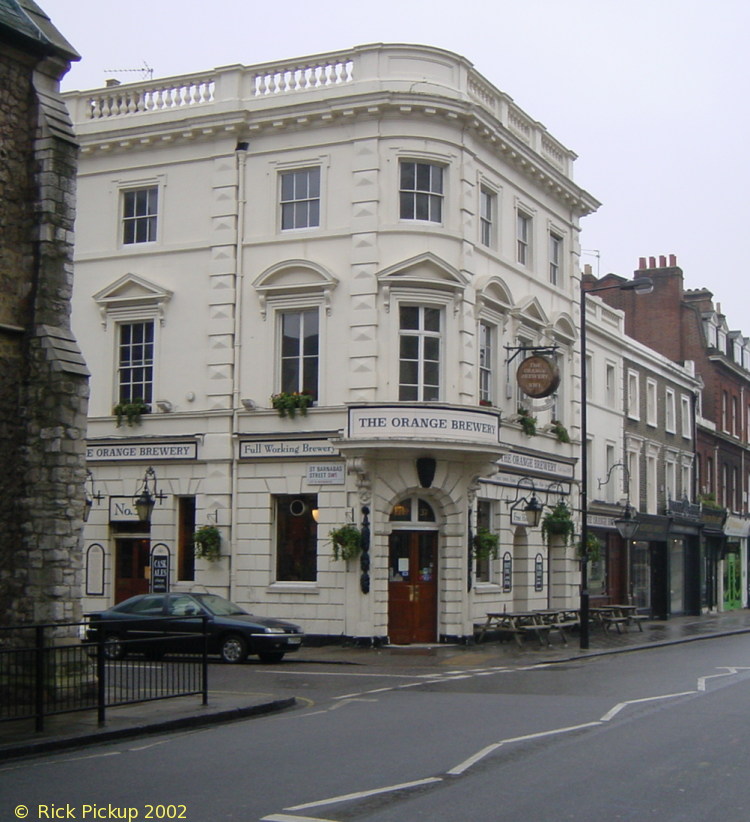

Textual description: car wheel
[220,634,248,664]
[258,651,285,664]
[104,634,126,660]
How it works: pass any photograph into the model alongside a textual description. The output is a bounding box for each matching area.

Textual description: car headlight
[265,627,287,634]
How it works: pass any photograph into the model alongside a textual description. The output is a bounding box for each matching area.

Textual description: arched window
[389,496,436,524]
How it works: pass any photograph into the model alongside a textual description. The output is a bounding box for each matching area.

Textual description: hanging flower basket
[516,407,537,437]
[271,391,313,418]
[193,525,222,561]
[473,527,500,561]
[541,501,575,546]
[330,524,362,562]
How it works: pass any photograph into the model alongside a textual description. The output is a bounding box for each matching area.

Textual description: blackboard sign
[502,552,512,592]
[534,553,544,591]
[151,544,170,593]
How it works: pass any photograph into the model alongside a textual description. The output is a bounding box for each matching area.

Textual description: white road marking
[447,722,602,775]
[262,814,340,822]
[285,777,443,811]
[697,666,750,691]
[600,691,696,722]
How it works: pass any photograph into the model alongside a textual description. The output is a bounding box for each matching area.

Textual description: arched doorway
[387,495,439,644]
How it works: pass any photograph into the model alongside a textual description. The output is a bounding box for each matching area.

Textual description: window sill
[267,582,319,594]
[474,582,502,593]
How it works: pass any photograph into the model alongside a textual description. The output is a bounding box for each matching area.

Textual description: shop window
[276,494,318,582]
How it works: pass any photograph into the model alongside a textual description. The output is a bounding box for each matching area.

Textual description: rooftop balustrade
[64,44,574,177]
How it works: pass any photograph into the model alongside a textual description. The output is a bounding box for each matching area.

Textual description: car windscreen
[192,594,246,616]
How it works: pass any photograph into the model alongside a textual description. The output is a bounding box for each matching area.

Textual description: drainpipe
[229,141,249,603]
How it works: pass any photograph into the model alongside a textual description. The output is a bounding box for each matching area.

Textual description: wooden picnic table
[590,604,647,633]
[477,609,580,647]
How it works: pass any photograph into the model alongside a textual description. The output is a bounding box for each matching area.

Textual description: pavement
[3,608,750,761]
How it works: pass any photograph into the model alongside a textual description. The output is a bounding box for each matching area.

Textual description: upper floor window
[605,363,616,408]
[681,395,692,438]
[549,231,562,285]
[516,210,532,266]
[280,309,319,399]
[665,388,676,433]
[122,186,158,245]
[646,379,657,426]
[399,305,441,401]
[480,188,494,247]
[280,167,320,230]
[118,320,154,405]
[400,162,443,223]
[627,371,640,420]
[478,321,494,405]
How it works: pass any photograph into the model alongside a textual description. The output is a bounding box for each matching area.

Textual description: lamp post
[579,276,652,649]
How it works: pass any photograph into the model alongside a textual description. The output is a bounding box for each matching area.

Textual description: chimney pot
[659,255,667,267]
[669,254,677,266]
[649,256,656,268]
[639,257,647,269]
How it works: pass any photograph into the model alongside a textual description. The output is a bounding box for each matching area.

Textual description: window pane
[400,360,419,385]
[400,306,419,330]
[416,163,431,191]
[424,337,440,361]
[400,336,419,359]
[401,162,415,190]
[424,308,440,332]
[423,361,440,386]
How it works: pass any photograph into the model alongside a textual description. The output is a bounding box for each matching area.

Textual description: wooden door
[115,538,151,603]
[388,530,438,644]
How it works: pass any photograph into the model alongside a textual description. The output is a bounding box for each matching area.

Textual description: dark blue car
[86,592,303,663]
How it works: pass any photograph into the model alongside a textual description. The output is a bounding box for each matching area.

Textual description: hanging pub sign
[516,355,560,399]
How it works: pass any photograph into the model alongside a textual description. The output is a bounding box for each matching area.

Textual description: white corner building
[69,44,600,644]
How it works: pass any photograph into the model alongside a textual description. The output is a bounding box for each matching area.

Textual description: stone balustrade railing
[64,44,573,176]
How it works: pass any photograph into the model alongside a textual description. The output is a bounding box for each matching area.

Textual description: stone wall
[0,41,89,629]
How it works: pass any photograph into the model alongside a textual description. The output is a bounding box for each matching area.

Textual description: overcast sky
[41,0,750,331]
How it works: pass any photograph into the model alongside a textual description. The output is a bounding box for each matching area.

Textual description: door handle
[414,586,420,603]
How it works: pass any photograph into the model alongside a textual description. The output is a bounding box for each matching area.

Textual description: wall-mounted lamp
[83,469,104,522]
[311,508,320,523]
[598,462,641,540]
[155,400,173,413]
[133,467,166,523]
[241,398,257,411]
[614,501,640,540]
[508,476,544,528]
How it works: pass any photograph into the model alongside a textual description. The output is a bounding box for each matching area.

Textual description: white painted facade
[69,44,600,643]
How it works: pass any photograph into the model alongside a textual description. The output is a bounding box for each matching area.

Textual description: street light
[579,276,653,649]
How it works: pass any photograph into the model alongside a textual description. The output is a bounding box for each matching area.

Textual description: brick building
[0,0,88,626]
[590,256,750,613]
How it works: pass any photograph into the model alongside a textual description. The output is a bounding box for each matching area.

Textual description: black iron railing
[0,618,208,732]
